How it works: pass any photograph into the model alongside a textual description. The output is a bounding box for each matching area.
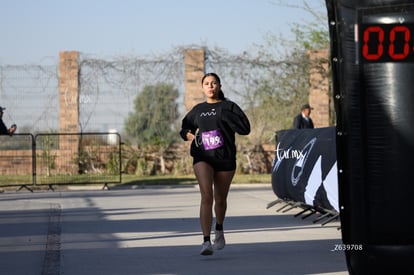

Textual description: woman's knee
[201,193,214,206]
[214,195,227,208]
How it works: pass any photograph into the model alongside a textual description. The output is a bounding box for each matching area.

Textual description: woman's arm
[221,102,250,135]
[180,109,197,141]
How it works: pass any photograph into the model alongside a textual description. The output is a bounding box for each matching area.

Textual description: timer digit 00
[360,23,414,62]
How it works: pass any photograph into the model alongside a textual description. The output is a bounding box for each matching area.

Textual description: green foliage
[243,0,329,144]
[39,148,56,177]
[289,22,329,51]
[124,83,179,146]
[36,135,58,177]
[106,152,121,174]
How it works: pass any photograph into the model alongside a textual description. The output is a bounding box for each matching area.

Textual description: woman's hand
[186,130,195,141]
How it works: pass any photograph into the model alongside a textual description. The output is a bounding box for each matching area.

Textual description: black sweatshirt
[180,100,250,161]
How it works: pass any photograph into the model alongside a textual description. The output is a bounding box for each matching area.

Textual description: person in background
[180,73,250,256]
[0,106,17,135]
[293,103,314,129]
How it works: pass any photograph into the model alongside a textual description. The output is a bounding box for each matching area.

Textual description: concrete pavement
[0,184,348,275]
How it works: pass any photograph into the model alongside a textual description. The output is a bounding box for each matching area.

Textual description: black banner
[271,127,338,212]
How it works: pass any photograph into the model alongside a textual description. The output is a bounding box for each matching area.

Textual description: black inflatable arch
[326,0,414,273]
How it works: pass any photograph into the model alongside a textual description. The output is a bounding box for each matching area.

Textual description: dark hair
[201,72,226,100]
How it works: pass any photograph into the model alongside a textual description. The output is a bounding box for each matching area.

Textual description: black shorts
[193,157,236,172]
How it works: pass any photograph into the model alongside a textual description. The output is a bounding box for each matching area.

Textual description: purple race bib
[201,129,224,150]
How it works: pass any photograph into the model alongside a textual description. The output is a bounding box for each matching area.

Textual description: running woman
[180,73,250,255]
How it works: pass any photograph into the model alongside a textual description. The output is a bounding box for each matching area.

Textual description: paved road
[0,184,348,275]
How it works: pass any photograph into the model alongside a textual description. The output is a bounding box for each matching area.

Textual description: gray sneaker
[213,230,225,250]
[200,241,213,256]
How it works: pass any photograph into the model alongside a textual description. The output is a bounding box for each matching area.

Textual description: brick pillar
[184,49,205,112]
[308,49,330,128]
[59,51,79,133]
[58,51,80,174]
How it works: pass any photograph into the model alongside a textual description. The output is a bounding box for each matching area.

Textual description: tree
[242,0,329,144]
[124,83,179,146]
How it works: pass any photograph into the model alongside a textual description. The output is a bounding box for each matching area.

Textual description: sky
[0,0,326,65]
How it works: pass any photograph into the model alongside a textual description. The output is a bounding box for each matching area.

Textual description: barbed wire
[0,64,59,132]
[0,45,315,138]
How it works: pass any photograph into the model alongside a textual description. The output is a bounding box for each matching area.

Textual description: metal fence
[0,134,34,190]
[0,132,122,191]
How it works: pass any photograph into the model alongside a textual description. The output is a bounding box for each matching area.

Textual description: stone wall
[308,49,331,128]
[0,150,33,175]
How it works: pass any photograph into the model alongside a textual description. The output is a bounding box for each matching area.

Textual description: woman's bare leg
[193,162,215,238]
[213,170,235,226]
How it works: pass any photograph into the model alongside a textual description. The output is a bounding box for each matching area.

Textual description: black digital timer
[359,6,414,62]
[360,24,413,61]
